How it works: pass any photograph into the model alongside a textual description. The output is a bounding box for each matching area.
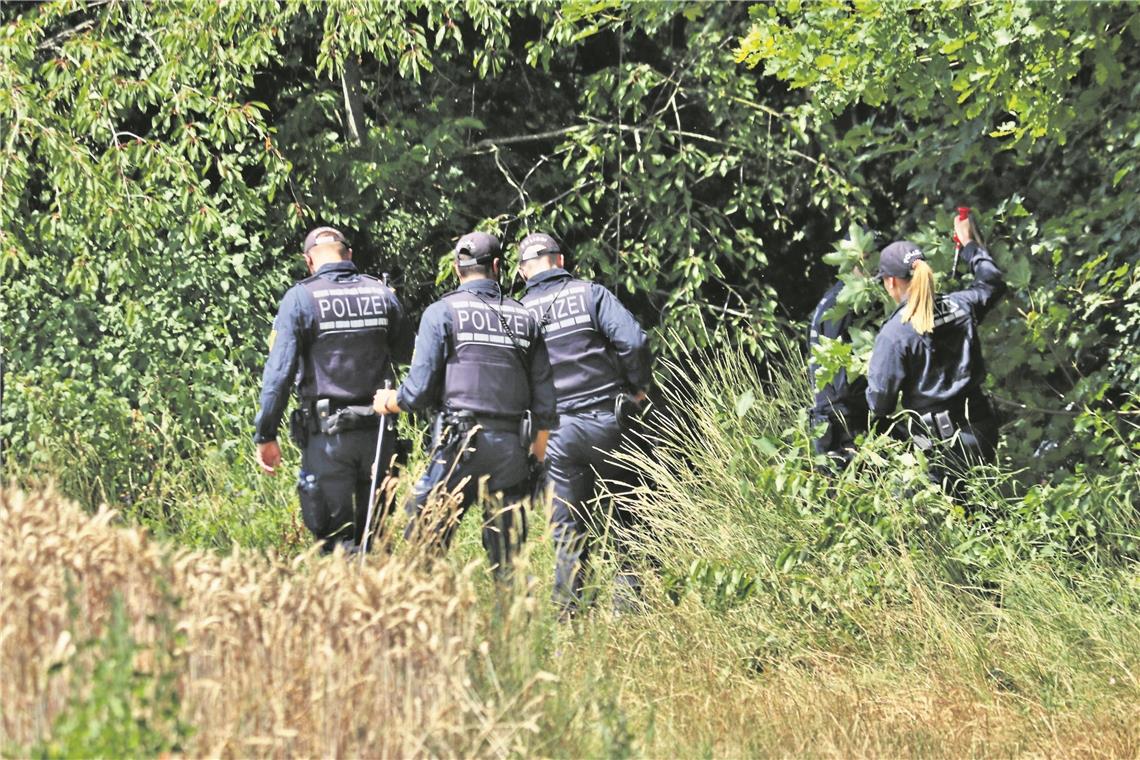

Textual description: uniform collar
[886,297,909,323]
[523,267,571,292]
[457,278,502,297]
[314,260,358,277]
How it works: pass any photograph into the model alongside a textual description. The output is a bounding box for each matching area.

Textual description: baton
[360,378,393,562]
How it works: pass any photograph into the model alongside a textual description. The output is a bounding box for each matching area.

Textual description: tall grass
[2,339,1138,757]
[0,487,548,757]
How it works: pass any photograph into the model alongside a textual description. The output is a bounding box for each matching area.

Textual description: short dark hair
[459,261,492,278]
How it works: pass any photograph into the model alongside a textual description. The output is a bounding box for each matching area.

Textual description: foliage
[614,338,1139,633]
[4,343,1139,755]
[737,0,1140,484]
[1,487,542,757]
[5,1,1136,507]
[4,1,1140,753]
[0,0,883,511]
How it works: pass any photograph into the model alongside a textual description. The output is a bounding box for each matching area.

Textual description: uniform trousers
[811,411,861,472]
[405,427,529,581]
[298,425,395,552]
[546,409,644,613]
[924,415,1000,504]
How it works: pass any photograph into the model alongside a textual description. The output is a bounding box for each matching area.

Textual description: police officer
[866,214,1006,497]
[808,277,869,471]
[516,233,653,616]
[254,227,413,552]
[372,231,557,581]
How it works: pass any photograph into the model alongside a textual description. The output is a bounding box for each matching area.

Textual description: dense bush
[5,2,1137,510]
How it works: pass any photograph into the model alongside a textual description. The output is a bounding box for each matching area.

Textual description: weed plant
[2,339,1138,757]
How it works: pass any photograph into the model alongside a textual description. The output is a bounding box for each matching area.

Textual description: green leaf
[735,389,756,418]
[755,437,778,457]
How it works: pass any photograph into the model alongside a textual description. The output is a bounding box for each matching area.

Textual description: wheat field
[0,487,546,758]
[4,482,1139,759]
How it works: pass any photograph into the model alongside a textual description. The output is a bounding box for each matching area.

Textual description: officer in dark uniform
[372,231,557,581]
[516,233,653,616]
[254,227,413,552]
[866,214,1006,497]
[808,279,869,470]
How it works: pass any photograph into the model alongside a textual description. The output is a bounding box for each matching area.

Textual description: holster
[436,410,477,463]
[395,436,413,467]
[614,392,652,432]
[430,411,446,451]
[315,398,380,435]
[912,411,958,452]
[288,408,311,448]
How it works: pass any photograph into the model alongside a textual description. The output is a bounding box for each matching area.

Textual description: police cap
[518,232,562,262]
[455,231,500,267]
[303,226,349,254]
[876,240,925,280]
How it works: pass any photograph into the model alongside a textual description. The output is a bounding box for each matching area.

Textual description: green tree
[2,0,1136,519]
[738,0,1140,483]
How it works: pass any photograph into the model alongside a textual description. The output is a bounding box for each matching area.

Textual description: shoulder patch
[268,329,277,350]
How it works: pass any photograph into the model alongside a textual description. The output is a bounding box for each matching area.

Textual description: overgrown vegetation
[2,1,1139,755]
[3,342,1138,756]
[3,1,1138,512]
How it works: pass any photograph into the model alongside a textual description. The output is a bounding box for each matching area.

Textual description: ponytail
[901,260,936,335]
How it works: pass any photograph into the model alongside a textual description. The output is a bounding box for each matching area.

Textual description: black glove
[959,240,994,269]
[528,455,549,505]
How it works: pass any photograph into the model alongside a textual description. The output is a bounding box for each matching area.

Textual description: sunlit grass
[3,338,1138,757]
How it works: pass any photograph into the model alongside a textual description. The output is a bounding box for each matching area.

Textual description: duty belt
[312,398,379,435]
[431,409,530,459]
[564,398,615,415]
[909,392,993,449]
[442,409,523,433]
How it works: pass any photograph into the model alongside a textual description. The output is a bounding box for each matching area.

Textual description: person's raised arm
[952,215,1007,321]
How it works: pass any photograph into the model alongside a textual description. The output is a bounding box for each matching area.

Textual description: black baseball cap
[303,226,349,254]
[518,232,562,262]
[455,231,500,267]
[876,240,925,280]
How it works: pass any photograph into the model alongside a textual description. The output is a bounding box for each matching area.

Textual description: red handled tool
[952,206,970,276]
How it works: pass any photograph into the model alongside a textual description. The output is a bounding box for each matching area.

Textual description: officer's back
[373,231,557,579]
[868,240,1006,417]
[254,227,412,552]
[518,238,650,415]
[517,232,652,616]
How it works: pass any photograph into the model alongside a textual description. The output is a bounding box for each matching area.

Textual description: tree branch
[37,18,98,51]
[341,57,365,146]
[466,126,586,154]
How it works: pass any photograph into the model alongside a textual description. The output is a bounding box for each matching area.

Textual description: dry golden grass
[3,482,1138,758]
[540,596,1140,759]
[0,486,544,758]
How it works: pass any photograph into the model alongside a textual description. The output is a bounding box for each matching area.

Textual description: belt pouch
[934,410,955,439]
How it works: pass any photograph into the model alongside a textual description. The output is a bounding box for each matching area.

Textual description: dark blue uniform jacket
[396,278,558,431]
[808,280,869,424]
[866,242,1006,418]
[253,261,413,442]
[521,268,651,414]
